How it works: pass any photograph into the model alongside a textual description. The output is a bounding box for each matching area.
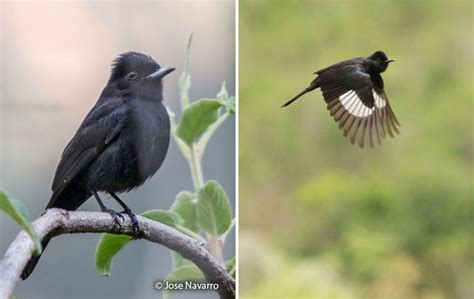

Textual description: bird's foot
[102,208,125,230]
[120,207,141,238]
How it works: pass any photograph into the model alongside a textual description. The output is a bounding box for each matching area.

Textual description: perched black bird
[21,52,175,279]
[282,51,400,148]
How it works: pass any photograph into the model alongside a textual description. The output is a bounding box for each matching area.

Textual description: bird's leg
[94,192,124,229]
[109,192,140,237]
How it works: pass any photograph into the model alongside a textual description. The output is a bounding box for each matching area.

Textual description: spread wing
[319,69,400,148]
[47,98,129,208]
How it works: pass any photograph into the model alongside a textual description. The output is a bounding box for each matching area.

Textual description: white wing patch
[326,88,400,148]
[373,89,387,108]
[339,90,374,117]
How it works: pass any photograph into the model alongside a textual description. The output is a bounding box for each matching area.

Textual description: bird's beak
[147,67,176,79]
[386,59,395,63]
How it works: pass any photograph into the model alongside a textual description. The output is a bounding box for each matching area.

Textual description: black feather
[283,51,400,147]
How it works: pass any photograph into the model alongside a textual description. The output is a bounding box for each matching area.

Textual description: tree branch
[0,209,235,299]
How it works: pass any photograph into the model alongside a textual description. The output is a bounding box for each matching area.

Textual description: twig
[0,209,235,299]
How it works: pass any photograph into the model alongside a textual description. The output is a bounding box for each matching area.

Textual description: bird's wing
[320,69,400,148]
[47,98,128,208]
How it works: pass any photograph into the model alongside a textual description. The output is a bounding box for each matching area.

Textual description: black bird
[21,52,175,279]
[282,51,400,148]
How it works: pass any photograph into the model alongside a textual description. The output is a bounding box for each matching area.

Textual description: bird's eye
[126,72,138,80]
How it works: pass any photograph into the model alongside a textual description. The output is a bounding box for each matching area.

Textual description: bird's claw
[120,208,141,238]
[102,208,124,230]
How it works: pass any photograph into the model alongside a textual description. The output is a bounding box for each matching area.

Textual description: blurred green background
[239,0,473,298]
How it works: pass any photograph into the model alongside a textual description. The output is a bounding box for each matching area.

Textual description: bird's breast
[129,100,170,183]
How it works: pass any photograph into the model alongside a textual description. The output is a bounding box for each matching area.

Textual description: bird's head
[108,52,175,100]
[368,50,394,73]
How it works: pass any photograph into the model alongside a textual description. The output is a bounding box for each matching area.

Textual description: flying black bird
[21,52,175,280]
[282,51,400,148]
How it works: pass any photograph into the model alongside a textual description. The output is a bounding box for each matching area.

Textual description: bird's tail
[20,187,90,280]
[281,79,321,108]
[21,238,51,280]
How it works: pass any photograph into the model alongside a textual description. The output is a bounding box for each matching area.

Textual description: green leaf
[170,191,199,232]
[196,180,233,236]
[216,82,235,114]
[163,264,205,299]
[224,96,236,114]
[0,190,42,255]
[217,81,229,100]
[166,264,205,282]
[169,191,205,267]
[179,34,193,109]
[95,234,132,276]
[222,218,236,239]
[95,209,182,276]
[226,258,236,278]
[141,210,182,227]
[176,99,223,146]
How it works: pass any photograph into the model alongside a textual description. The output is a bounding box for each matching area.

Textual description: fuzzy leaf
[176,99,223,146]
[179,34,193,109]
[224,96,236,114]
[0,190,42,255]
[141,210,182,227]
[163,264,205,299]
[170,191,199,232]
[226,258,236,279]
[95,234,131,276]
[95,210,182,276]
[196,180,233,236]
